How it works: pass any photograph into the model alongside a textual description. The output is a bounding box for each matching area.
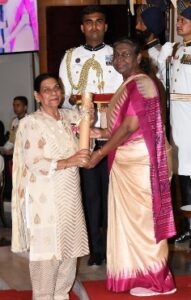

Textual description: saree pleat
[107,138,175,292]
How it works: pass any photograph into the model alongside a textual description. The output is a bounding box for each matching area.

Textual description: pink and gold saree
[106,74,176,293]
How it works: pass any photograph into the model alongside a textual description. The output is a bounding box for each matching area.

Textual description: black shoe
[175,230,191,243]
[88,253,103,266]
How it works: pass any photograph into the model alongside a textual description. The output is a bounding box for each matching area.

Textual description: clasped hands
[69,147,103,169]
[71,127,105,169]
[58,128,106,170]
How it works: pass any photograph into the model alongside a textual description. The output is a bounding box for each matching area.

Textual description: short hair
[113,36,151,74]
[34,73,60,92]
[13,96,28,106]
[113,36,142,56]
[80,5,107,23]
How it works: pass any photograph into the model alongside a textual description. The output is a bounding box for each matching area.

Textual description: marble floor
[0,212,191,292]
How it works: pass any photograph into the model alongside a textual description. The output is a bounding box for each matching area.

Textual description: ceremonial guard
[135,0,166,84]
[59,5,123,266]
[135,0,168,124]
[59,42,121,109]
[158,0,191,242]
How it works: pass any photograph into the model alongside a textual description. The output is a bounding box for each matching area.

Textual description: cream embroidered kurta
[11,108,89,261]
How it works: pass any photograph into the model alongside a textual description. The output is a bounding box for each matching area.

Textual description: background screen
[0,0,39,54]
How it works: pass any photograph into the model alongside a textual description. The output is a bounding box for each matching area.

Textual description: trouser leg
[179,175,191,206]
[80,166,102,254]
[175,175,191,242]
[80,140,108,263]
[29,257,77,300]
[72,279,90,300]
[99,156,108,256]
[54,257,77,300]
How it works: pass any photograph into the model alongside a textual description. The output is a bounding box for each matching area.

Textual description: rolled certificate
[79,92,93,150]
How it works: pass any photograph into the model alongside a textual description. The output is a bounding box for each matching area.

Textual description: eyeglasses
[40,84,61,95]
[113,52,132,60]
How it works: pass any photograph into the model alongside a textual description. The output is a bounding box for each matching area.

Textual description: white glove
[158,42,175,63]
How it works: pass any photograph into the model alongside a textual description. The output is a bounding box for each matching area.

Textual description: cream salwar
[30,257,77,300]
[11,108,89,300]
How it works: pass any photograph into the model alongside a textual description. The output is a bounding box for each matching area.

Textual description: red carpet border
[0,290,78,300]
[0,276,190,299]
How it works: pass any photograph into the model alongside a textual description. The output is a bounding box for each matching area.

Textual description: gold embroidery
[22,168,27,177]
[40,170,48,176]
[38,137,46,148]
[30,173,36,182]
[24,140,30,149]
[18,188,24,198]
[180,54,191,64]
[66,48,104,94]
[33,157,40,164]
[34,214,41,224]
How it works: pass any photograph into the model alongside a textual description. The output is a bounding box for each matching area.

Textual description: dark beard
[135,29,152,46]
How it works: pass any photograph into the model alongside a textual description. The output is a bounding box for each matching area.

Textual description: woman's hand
[68,149,91,168]
[90,128,102,139]
[90,127,109,139]
[86,149,104,169]
[57,149,90,169]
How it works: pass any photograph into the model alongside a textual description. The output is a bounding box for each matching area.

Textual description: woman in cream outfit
[11,73,91,300]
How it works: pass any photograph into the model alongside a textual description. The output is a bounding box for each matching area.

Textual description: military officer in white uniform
[59,5,123,266]
[135,1,167,123]
[135,1,166,85]
[59,16,122,109]
[158,0,191,243]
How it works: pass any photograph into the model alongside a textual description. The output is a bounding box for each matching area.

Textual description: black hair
[13,96,28,106]
[113,36,142,56]
[34,73,60,92]
[113,36,151,75]
[80,5,107,24]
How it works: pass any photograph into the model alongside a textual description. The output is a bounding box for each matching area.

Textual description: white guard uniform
[170,43,191,176]
[146,41,164,85]
[59,44,123,109]
[145,39,165,86]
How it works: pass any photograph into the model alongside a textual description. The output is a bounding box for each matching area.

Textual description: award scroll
[79,92,93,150]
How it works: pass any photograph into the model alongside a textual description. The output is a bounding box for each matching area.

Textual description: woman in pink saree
[88,37,176,297]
